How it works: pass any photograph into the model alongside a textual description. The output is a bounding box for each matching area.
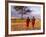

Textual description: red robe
[32,18,35,27]
[26,18,30,27]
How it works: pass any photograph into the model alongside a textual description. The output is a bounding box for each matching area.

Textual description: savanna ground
[11,18,41,31]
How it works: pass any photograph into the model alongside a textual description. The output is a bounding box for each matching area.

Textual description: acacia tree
[14,6,32,19]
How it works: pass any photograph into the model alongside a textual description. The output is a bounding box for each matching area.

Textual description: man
[26,17,30,28]
[32,16,35,28]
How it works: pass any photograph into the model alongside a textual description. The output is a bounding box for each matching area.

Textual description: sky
[11,6,41,19]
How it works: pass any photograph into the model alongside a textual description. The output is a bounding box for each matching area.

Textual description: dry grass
[11,19,41,31]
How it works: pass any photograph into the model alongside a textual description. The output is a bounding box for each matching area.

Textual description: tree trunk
[21,9,23,19]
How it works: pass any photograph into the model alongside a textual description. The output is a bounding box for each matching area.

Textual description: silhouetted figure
[32,16,35,28]
[26,17,30,28]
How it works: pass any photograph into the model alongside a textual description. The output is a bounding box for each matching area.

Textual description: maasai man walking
[32,16,35,29]
[26,17,30,29]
